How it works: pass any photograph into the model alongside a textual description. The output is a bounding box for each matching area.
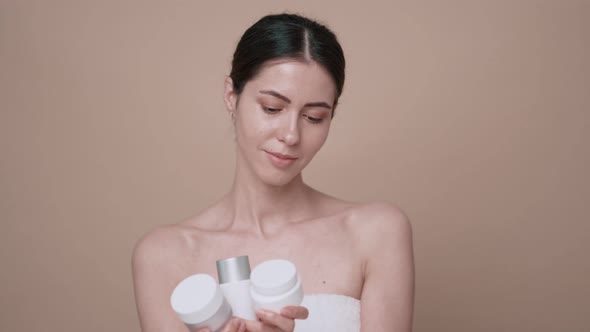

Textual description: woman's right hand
[242,306,309,332]
[196,317,246,332]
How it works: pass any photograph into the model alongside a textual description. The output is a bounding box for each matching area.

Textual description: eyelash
[262,106,323,124]
[262,106,281,114]
[303,114,323,124]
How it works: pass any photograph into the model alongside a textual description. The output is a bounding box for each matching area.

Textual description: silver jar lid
[216,255,251,284]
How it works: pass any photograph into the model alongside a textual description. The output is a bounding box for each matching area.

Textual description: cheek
[236,110,272,143]
[304,127,330,153]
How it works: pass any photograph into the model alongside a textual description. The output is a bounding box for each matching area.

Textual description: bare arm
[131,226,191,332]
[358,203,415,331]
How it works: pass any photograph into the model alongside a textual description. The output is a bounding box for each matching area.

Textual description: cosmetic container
[250,259,304,313]
[216,255,257,320]
[170,274,232,332]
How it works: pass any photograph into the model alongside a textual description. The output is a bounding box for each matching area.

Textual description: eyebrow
[259,90,333,110]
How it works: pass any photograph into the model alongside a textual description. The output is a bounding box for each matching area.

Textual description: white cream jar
[170,274,232,332]
[250,259,304,313]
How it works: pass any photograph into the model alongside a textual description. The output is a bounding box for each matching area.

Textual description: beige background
[1,1,589,331]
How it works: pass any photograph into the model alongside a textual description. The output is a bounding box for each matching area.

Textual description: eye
[303,114,323,124]
[262,106,281,114]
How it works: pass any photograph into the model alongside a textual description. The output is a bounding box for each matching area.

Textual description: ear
[223,77,238,113]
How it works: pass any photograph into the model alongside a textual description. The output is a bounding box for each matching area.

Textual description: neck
[224,154,316,237]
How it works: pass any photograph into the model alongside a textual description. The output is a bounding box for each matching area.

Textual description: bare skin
[132,60,414,331]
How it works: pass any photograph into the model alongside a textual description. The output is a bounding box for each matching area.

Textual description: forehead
[243,60,337,103]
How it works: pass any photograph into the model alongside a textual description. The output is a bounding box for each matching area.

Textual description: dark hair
[230,13,346,114]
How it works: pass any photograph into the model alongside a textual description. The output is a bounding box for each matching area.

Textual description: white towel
[294,294,360,332]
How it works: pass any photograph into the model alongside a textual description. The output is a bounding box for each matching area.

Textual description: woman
[132,13,414,332]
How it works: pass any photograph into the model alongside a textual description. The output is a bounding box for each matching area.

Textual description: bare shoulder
[131,223,203,271]
[131,200,228,279]
[131,224,207,331]
[133,225,182,256]
[350,202,415,330]
[310,191,412,239]
[345,201,413,252]
[348,201,412,232]
[132,199,225,258]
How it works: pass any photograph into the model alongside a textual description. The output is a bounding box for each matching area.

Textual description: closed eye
[262,106,281,114]
[303,114,323,124]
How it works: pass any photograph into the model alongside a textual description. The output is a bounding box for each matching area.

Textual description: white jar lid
[170,274,224,325]
[250,259,298,296]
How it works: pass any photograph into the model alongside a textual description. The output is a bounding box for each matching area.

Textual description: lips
[266,151,297,160]
[264,150,298,168]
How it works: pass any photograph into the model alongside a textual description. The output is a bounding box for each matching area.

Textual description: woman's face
[225,60,337,186]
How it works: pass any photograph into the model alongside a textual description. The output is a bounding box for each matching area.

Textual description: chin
[257,169,301,187]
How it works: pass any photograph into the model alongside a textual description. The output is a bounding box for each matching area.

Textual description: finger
[195,328,211,332]
[237,319,247,332]
[221,317,242,332]
[242,319,267,332]
[280,306,309,320]
[256,309,295,331]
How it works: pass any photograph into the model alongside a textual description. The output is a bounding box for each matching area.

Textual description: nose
[278,112,301,146]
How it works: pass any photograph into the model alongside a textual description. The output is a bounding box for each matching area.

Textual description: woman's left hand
[243,306,309,332]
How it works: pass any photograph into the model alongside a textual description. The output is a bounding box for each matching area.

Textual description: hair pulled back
[230,14,345,110]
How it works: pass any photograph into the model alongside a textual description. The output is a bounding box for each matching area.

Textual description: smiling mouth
[266,151,298,160]
[264,150,298,167]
